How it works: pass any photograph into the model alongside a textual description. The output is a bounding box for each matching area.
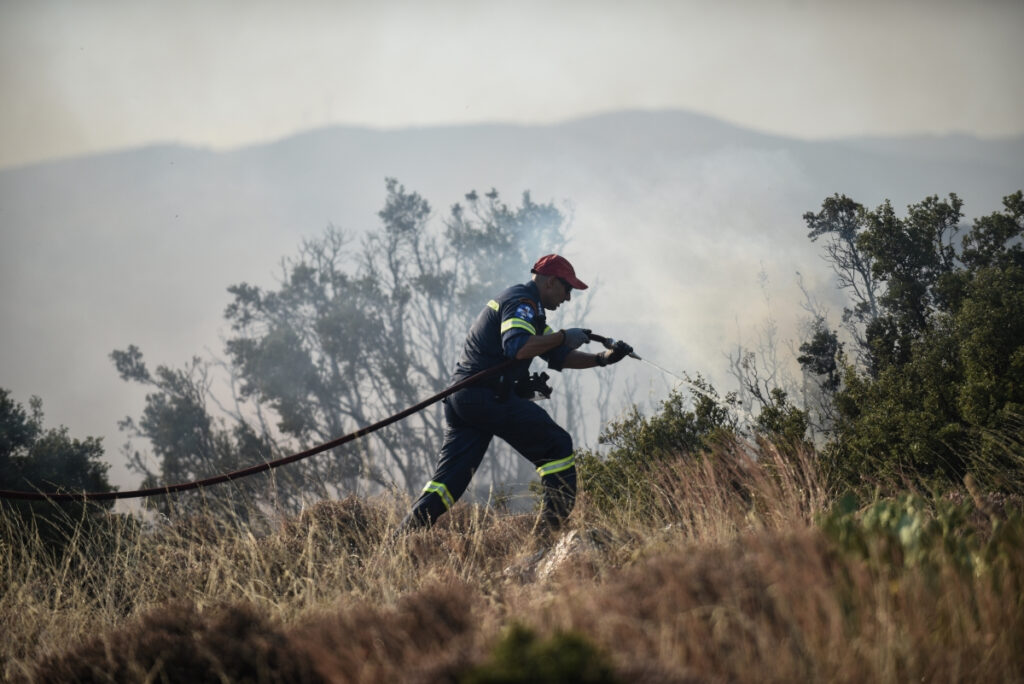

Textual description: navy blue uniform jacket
[451,281,570,386]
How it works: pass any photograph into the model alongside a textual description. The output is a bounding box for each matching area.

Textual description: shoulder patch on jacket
[514,301,537,322]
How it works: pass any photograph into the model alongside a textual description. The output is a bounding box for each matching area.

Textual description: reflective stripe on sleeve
[487,300,500,311]
[500,318,537,335]
[423,481,455,510]
[537,454,575,477]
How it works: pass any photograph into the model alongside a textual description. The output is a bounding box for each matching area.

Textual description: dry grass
[2,444,1022,683]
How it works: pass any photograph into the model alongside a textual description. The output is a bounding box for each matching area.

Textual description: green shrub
[817,490,1024,576]
[461,623,619,684]
[578,382,737,512]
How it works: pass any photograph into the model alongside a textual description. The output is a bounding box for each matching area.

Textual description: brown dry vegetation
[2,444,1022,683]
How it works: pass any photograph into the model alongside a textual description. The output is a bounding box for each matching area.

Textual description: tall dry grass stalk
[2,442,1021,682]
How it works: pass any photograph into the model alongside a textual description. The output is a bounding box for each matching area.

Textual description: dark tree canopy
[799,191,1024,492]
[1,388,114,547]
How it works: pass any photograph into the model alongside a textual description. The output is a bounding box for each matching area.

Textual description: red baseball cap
[531,254,589,290]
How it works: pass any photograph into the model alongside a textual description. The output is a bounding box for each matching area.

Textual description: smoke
[2,116,1020,495]
[537,144,835,418]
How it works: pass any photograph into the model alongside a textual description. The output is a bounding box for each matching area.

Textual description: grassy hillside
[2,442,1022,682]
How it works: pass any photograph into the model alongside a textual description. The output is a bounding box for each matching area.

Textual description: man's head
[531,254,588,311]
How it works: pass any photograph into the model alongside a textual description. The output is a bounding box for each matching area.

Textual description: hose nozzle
[586,332,641,360]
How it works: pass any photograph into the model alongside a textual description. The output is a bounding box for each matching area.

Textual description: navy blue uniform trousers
[401,385,576,532]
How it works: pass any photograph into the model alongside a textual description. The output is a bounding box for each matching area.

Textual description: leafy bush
[753,387,810,446]
[577,381,737,512]
[817,489,1024,577]
[462,623,619,684]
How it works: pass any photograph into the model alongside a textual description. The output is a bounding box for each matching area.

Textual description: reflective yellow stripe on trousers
[537,454,575,477]
[423,481,455,510]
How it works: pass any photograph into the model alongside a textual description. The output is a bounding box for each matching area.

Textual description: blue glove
[561,328,591,350]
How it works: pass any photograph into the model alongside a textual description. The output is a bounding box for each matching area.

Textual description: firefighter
[397,254,633,537]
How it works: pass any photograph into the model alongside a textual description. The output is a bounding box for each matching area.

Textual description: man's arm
[516,337,615,367]
[514,331,566,360]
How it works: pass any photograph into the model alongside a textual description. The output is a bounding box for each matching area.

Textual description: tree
[857,194,963,373]
[115,180,597,513]
[799,191,1024,492]
[803,194,881,361]
[0,388,114,548]
[110,348,304,518]
[793,308,844,442]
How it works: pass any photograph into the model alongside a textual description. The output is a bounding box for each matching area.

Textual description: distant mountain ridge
[2,109,1022,489]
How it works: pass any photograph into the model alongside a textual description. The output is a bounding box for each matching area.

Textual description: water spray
[588,331,735,411]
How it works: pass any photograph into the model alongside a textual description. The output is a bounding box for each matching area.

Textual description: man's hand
[597,340,633,366]
[561,328,591,350]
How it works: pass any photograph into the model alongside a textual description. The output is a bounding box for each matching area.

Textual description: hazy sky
[2,0,1022,170]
